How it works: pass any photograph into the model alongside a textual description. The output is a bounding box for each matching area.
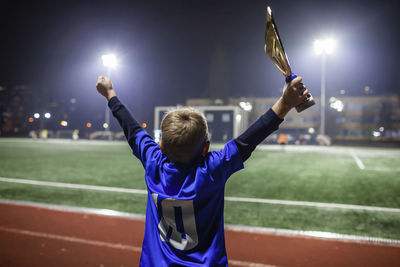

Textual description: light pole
[101,54,118,140]
[314,39,336,136]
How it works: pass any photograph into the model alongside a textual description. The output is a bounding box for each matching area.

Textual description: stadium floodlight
[34,113,40,119]
[102,54,118,69]
[101,53,118,140]
[44,112,51,119]
[314,37,337,136]
[314,38,336,55]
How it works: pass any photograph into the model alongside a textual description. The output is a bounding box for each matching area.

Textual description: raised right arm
[234,77,309,162]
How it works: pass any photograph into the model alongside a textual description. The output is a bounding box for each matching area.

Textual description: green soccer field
[1,138,400,240]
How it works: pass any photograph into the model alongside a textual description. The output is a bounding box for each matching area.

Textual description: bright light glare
[314,38,336,55]
[97,209,124,216]
[44,112,51,119]
[235,114,242,122]
[103,123,109,129]
[308,128,315,134]
[329,97,344,112]
[372,131,381,137]
[305,231,340,239]
[239,101,253,112]
[34,113,40,119]
[267,6,272,15]
[60,121,68,127]
[102,54,118,68]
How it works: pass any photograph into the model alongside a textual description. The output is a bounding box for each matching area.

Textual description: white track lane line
[225,224,400,246]
[0,225,274,267]
[0,226,142,252]
[350,150,365,170]
[1,199,400,246]
[229,260,277,267]
[1,177,400,213]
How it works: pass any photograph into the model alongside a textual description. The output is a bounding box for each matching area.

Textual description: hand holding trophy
[265,6,315,112]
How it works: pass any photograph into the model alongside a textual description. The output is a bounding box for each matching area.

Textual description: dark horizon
[1,0,399,130]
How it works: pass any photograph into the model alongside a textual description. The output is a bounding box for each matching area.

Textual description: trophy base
[295,94,316,113]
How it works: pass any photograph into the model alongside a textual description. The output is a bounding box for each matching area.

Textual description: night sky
[1,0,399,128]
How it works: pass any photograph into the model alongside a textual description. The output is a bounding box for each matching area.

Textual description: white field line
[0,138,127,146]
[350,150,365,170]
[1,199,399,247]
[257,144,400,158]
[224,196,400,213]
[0,226,142,252]
[365,167,400,172]
[0,177,147,195]
[1,177,400,213]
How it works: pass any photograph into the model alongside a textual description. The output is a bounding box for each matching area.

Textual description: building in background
[0,85,34,135]
[0,84,109,138]
[186,95,400,144]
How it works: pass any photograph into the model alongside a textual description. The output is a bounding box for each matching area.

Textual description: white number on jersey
[152,194,199,250]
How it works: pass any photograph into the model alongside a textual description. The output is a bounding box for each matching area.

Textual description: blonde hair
[161,108,209,164]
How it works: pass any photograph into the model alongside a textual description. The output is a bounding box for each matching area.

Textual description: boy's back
[96,75,308,266]
[136,128,243,265]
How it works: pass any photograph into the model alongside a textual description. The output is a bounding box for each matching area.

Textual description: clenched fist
[96,76,116,101]
[272,76,309,119]
[282,77,309,109]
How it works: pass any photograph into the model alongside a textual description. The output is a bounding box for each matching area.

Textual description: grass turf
[1,138,400,239]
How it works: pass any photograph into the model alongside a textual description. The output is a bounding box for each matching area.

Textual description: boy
[96,76,308,266]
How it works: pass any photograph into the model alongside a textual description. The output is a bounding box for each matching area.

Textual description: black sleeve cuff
[263,108,284,126]
[268,108,284,124]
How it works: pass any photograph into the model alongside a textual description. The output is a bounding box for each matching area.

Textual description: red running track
[0,201,399,267]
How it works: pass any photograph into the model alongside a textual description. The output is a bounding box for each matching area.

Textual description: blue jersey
[133,130,243,266]
[108,96,283,266]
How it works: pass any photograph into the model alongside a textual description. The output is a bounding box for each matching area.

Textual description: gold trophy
[265,6,315,112]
